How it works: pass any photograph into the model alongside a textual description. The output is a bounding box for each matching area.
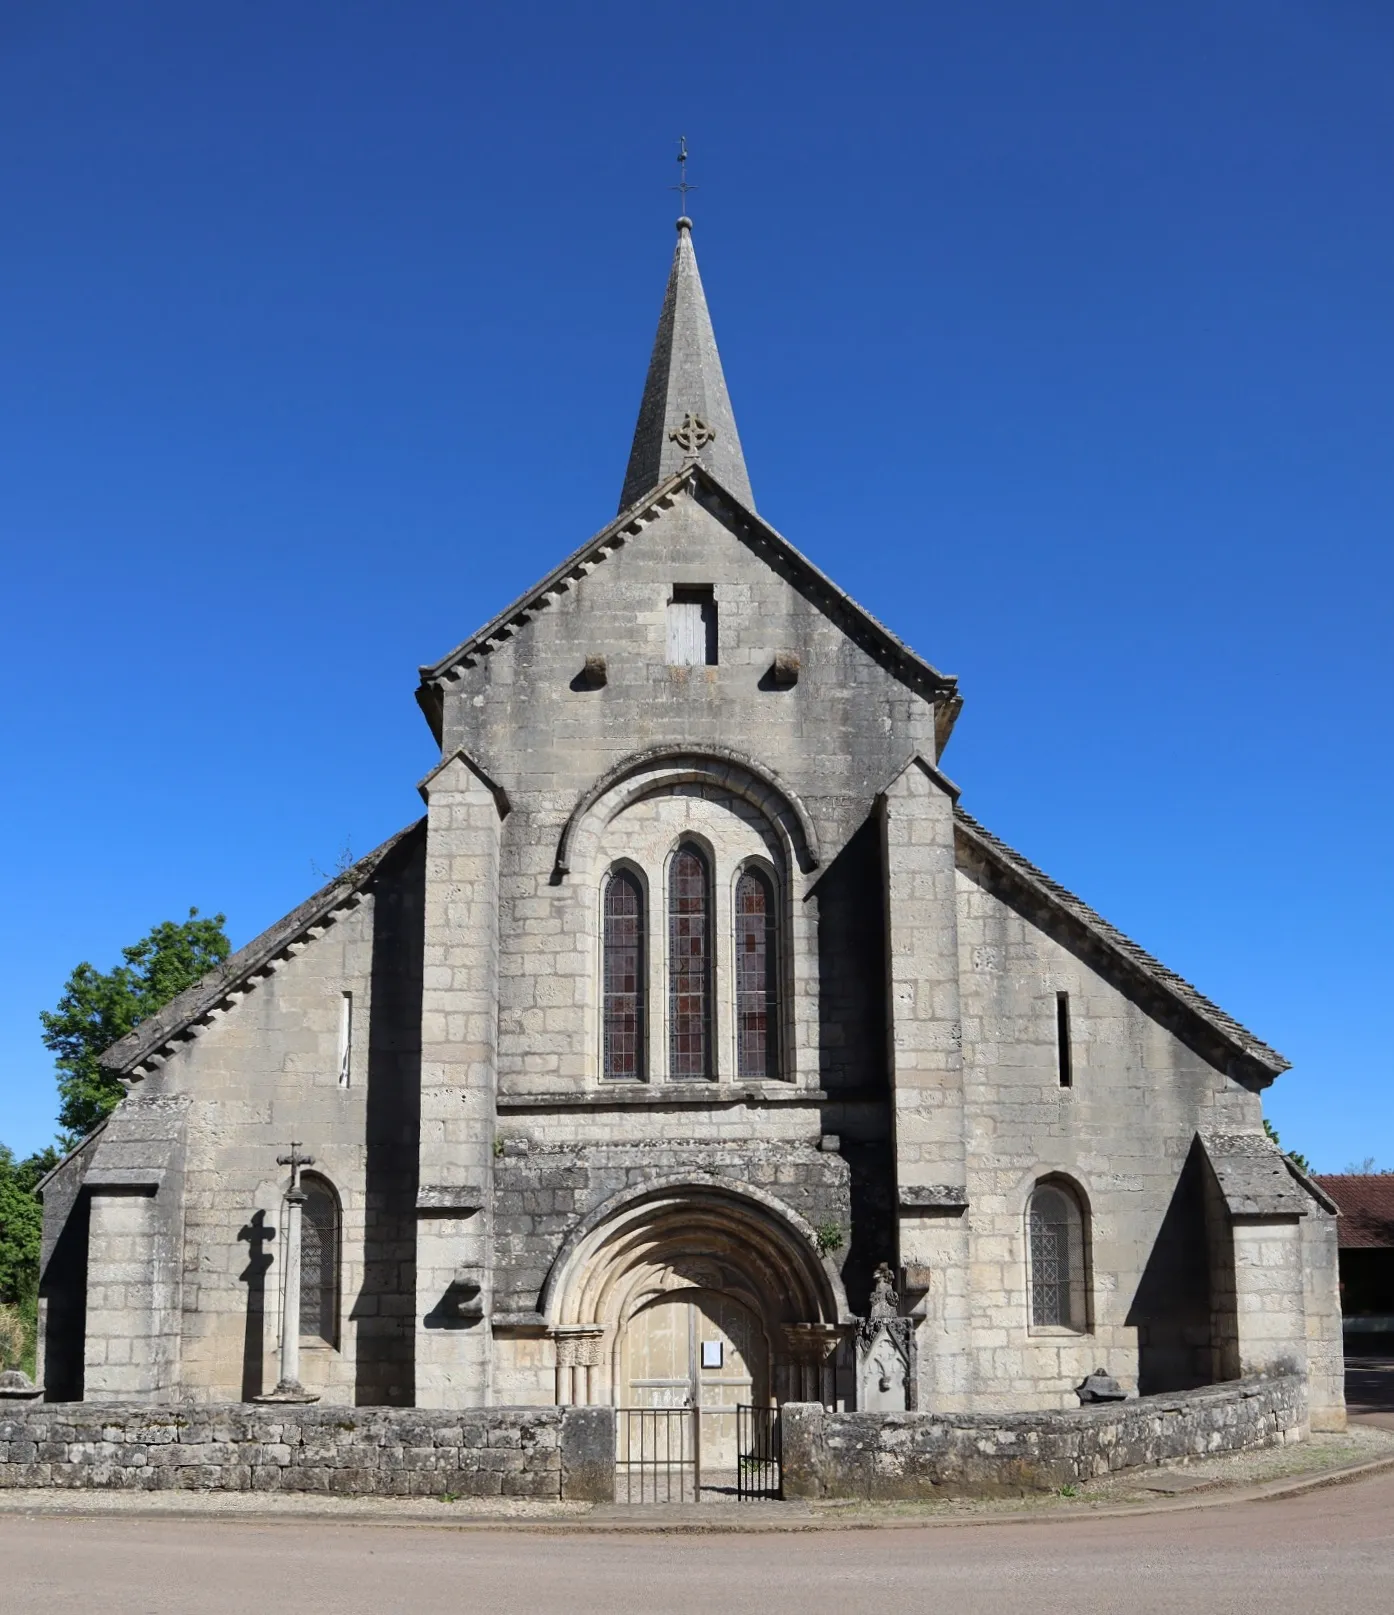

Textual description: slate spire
[618,217,755,513]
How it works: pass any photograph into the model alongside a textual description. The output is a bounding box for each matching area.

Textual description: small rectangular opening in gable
[666,586,717,666]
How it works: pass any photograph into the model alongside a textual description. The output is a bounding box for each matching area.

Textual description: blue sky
[1,1,1390,1168]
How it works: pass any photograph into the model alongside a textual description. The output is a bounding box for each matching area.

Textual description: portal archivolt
[543,1180,848,1409]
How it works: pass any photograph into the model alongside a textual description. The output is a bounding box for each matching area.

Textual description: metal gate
[736,1403,782,1500]
[615,1407,698,1503]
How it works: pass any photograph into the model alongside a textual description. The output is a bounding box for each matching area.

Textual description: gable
[416,468,961,754]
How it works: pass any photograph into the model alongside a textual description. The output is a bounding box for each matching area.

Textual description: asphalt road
[4,1470,1394,1615]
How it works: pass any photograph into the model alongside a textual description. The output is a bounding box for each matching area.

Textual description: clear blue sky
[1,2,1390,1168]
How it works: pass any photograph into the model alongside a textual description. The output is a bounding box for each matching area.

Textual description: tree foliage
[39,908,231,1142]
[0,1144,59,1372]
[1263,1117,1312,1176]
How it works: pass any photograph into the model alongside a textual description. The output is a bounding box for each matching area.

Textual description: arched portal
[543,1179,848,1430]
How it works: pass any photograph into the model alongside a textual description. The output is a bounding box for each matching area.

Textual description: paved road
[4,1470,1394,1615]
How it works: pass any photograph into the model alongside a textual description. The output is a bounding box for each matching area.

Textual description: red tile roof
[1313,1176,1394,1249]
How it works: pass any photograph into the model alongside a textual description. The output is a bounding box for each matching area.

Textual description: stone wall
[781,1374,1307,1499]
[0,1404,613,1500]
[491,1139,850,1317]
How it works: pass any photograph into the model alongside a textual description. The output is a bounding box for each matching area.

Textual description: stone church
[38,216,1344,1436]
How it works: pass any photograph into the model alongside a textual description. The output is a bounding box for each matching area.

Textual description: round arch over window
[299,1174,341,1347]
[1027,1179,1090,1331]
[734,864,779,1080]
[668,843,713,1079]
[602,866,646,1081]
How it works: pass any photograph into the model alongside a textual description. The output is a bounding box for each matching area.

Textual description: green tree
[1264,1117,1312,1176]
[39,908,231,1142]
[0,1144,59,1372]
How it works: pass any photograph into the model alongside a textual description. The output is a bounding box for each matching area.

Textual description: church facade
[38,219,1344,1430]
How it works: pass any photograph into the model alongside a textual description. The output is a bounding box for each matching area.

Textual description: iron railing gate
[736,1403,782,1500]
[615,1408,698,1503]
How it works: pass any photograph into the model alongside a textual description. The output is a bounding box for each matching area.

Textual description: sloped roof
[416,466,962,751]
[1313,1176,1394,1248]
[98,820,425,1081]
[954,807,1289,1083]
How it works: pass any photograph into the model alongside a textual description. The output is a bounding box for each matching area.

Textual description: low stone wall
[781,1375,1307,1500]
[0,1403,614,1500]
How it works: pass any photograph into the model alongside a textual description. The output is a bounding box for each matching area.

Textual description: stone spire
[618,217,755,513]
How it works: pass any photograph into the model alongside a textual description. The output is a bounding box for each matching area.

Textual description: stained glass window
[668,845,712,1079]
[299,1178,339,1345]
[1029,1185,1074,1327]
[603,869,645,1080]
[735,867,778,1080]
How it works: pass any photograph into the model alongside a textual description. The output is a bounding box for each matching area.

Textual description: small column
[255,1144,319,1404]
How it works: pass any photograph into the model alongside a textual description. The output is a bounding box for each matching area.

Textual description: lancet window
[299,1175,341,1347]
[602,868,646,1080]
[735,866,778,1079]
[668,843,713,1079]
[1027,1180,1088,1331]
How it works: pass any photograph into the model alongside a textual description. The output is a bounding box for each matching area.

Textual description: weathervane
[671,134,696,218]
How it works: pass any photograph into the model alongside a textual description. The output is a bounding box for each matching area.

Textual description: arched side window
[735,866,779,1080]
[602,868,646,1080]
[1027,1180,1089,1331]
[668,843,712,1079]
[299,1175,341,1347]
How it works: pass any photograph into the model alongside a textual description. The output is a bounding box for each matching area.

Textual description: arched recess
[299,1173,342,1348]
[1025,1174,1092,1334]
[555,746,821,879]
[542,1177,849,1408]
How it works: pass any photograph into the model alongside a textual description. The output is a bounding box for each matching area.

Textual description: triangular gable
[954,807,1288,1085]
[98,819,425,1082]
[415,466,962,753]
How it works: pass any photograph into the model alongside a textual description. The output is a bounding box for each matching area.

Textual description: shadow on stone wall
[353,828,425,1406]
[40,1192,89,1402]
[236,1209,274,1400]
[815,814,893,1312]
[1126,1137,1214,1394]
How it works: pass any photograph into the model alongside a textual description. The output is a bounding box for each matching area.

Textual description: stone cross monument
[254,1143,320,1404]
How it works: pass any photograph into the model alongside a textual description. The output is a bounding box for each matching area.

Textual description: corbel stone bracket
[898,1184,968,1214]
[415,1186,484,1215]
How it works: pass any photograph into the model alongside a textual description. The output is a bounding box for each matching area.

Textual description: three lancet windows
[602,844,779,1083]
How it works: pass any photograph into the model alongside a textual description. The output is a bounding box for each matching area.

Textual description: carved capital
[779,1322,844,1366]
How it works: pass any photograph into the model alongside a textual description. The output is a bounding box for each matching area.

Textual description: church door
[620,1289,770,1478]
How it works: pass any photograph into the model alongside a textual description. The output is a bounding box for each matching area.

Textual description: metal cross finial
[670,134,696,217]
[276,1142,315,1194]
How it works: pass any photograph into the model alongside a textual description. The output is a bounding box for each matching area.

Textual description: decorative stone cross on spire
[669,411,716,453]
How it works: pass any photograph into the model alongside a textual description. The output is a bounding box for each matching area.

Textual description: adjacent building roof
[98,820,425,1081]
[1313,1176,1394,1248]
[955,808,1289,1084]
[618,217,754,513]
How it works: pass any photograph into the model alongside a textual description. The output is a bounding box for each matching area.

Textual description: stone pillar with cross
[254,1143,321,1403]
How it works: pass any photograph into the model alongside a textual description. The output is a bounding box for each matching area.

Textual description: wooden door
[621,1289,769,1479]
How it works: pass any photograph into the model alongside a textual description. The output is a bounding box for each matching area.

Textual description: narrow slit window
[602,869,646,1080]
[735,867,779,1080]
[666,586,717,666]
[338,992,353,1089]
[668,844,712,1078]
[1056,992,1073,1089]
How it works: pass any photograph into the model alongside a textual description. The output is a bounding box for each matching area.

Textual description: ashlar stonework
[36,216,1343,1440]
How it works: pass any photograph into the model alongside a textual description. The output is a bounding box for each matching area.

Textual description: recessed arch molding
[555,745,821,878]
